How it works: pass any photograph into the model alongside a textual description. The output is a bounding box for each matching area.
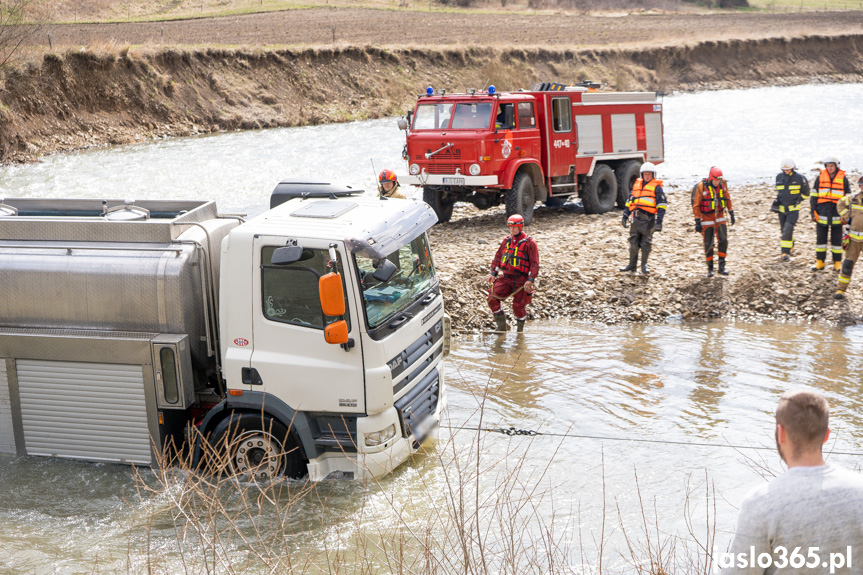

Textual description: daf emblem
[501,140,512,159]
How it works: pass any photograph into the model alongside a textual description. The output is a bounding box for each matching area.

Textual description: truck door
[250,237,365,414]
[547,95,576,178]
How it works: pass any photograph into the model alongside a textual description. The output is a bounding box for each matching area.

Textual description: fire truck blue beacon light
[426,86,434,96]
[488,85,496,95]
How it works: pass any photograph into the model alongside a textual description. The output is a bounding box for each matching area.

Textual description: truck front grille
[425,163,463,175]
[395,368,440,440]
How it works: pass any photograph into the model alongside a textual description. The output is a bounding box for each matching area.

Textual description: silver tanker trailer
[0,186,447,481]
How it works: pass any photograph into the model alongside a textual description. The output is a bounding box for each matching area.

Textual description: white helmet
[822,156,840,166]
[780,158,796,170]
[640,162,657,174]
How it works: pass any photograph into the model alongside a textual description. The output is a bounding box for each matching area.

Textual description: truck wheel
[505,172,536,225]
[581,164,617,214]
[615,160,642,209]
[422,187,454,223]
[210,413,306,480]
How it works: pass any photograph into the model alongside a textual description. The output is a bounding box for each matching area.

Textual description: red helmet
[507,214,525,232]
[378,169,398,185]
[709,166,723,179]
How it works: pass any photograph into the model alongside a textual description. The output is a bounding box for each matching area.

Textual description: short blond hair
[775,390,829,448]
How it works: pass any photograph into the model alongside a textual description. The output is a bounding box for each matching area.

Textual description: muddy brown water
[2,84,863,572]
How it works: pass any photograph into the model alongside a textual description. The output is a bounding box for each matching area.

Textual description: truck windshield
[451,102,492,130]
[355,233,436,330]
[413,103,454,130]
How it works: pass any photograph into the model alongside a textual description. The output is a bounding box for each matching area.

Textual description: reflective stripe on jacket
[692,178,733,220]
[838,192,863,242]
[775,170,810,209]
[816,169,847,204]
[626,178,663,214]
[500,235,534,276]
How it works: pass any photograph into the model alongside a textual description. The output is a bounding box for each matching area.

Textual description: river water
[1,84,863,573]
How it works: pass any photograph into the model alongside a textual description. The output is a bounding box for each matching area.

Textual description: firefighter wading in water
[620,162,667,275]
[693,166,736,277]
[811,156,850,271]
[834,175,863,299]
[487,214,539,333]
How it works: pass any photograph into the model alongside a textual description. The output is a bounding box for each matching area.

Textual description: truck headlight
[410,163,421,175]
[365,424,397,446]
[469,163,481,176]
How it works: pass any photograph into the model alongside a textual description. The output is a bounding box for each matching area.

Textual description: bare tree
[0,0,40,69]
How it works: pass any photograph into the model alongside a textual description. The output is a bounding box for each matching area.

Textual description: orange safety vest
[627,178,663,214]
[500,235,532,275]
[817,169,846,204]
[698,179,729,214]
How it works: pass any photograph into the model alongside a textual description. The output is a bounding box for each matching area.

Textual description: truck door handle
[241,367,263,386]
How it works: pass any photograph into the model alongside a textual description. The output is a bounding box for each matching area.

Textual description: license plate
[411,414,437,441]
[442,177,465,185]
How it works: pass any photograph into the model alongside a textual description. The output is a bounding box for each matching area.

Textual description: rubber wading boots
[707,260,714,278]
[516,319,526,333]
[834,261,842,271]
[493,313,508,332]
[835,290,846,300]
[718,258,729,276]
[620,251,638,272]
[813,260,826,271]
[640,250,650,275]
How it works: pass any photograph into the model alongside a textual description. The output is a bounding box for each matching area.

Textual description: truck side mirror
[397,118,408,130]
[372,259,397,282]
[319,272,345,316]
[324,320,349,345]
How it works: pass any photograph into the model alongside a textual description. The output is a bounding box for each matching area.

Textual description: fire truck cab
[400,82,664,224]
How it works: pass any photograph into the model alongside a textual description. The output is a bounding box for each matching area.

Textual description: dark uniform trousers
[815,203,843,263]
[628,211,656,258]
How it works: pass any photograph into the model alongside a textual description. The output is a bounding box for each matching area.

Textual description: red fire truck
[399,82,664,224]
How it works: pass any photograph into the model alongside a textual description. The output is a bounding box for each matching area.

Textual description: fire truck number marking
[553,140,571,149]
[501,140,512,158]
[234,338,249,346]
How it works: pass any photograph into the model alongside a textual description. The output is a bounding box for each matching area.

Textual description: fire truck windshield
[451,102,493,130]
[355,233,436,330]
[413,103,454,130]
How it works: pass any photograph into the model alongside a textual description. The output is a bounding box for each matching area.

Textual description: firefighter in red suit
[487,214,539,333]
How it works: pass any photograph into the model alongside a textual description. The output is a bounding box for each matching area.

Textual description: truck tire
[505,172,536,225]
[615,160,642,209]
[422,186,454,223]
[581,164,617,214]
[210,412,307,480]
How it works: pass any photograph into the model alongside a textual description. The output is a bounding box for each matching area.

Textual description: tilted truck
[0,185,447,481]
[399,82,665,224]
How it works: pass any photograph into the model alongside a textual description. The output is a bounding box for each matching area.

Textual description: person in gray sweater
[722,389,863,574]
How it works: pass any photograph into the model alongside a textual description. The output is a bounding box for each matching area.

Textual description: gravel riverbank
[429,181,863,333]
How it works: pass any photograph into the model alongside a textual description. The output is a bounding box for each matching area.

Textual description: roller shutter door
[644,113,664,162]
[0,360,14,454]
[16,359,152,464]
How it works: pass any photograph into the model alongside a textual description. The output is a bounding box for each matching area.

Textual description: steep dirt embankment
[1,34,862,163]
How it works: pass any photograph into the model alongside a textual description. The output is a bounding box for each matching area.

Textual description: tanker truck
[0,184,447,481]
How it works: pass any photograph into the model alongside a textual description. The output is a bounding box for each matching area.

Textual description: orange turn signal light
[228,389,244,396]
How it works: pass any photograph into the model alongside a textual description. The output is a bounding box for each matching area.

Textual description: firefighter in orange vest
[620,162,667,275]
[693,166,735,277]
[810,156,850,271]
[835,176,863,299]
[487,214,539,333]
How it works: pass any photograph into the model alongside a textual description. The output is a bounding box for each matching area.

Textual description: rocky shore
[429,181,863,333]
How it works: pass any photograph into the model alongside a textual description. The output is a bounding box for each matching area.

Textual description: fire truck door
[547,96,575,178]
[251,237,365,414]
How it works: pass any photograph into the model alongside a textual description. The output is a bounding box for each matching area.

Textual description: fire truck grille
[425,163,463,175]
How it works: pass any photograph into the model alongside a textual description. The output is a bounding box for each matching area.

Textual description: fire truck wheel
[505,172,535,225]
[422,187,454,223]
[615,160,642,209]
[210,412,307,480]
[581,164,617,215]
